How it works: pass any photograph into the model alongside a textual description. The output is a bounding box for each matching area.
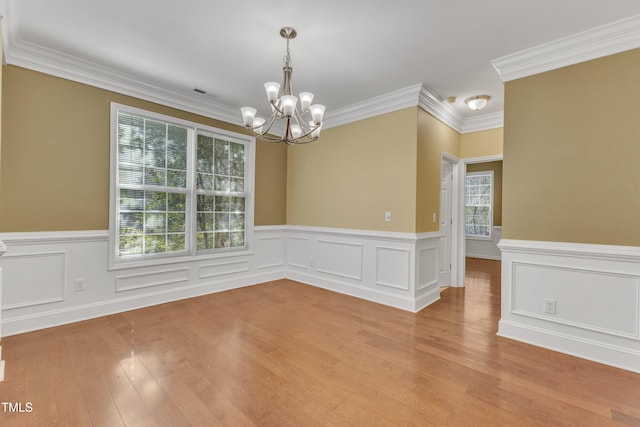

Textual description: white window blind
[111,104,253,266]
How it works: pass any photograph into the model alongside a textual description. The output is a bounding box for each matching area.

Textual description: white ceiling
[3,0,640,130]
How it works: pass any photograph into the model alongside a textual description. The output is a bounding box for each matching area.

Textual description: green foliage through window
[465,172,493,238]
[115,109,250,261]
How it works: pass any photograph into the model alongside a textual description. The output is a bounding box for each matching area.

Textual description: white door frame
[441,153,462,287]
[454,154,503,287]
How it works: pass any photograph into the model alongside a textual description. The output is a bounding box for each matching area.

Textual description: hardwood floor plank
[0,258,638,426]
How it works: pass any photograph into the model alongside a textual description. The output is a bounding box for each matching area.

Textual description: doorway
[454,154,504,287]
[439,154,459,287]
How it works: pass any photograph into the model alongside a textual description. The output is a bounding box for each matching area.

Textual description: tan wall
[459,127,503,159]
[286,108,418,232]
[416,108,460,232]
[0,29,3,174]
[466,161,502,227]
[0,65,287,231]
[503,48,640,245]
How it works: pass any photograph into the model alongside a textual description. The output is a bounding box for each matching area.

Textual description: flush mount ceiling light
[465,95,491,111]
[241,27,325,145]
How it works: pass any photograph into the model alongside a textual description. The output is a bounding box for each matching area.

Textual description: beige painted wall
[416,108,460,232]
[459,127,503,159]
[0,29,3,174]
[503,48,640,246]
[0,65,287,231]
[467,161,502,227]
[286,108,418,232]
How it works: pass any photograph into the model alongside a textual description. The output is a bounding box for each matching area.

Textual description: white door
[439,158,454,286]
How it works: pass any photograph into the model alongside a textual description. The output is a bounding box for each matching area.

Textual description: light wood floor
[1,258,639,426]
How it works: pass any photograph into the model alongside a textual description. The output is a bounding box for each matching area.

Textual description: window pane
[119,213,143,235]
[144,121,167,168]
[119,236,143,256]
[168,193,186,211]
[230,142,245,177]
[145,191,166,211]
[144,235,166,254]
[214,139,229,175]
[168,213,185,232]
[119,164,143,185]
[197,135,214,173]
[215,232,230,248]
[465,172,492,238]
[115,109,250,261]
[167,234,185,252]
[120,189,144,211]
[196,213,214,232]
[197,232,215,250]
[214,175,230,192]
[145,213,166,234]
[230,232,245,248]
[167,126,187,170]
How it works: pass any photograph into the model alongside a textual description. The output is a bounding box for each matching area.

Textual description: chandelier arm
[255,133,289,143]
[294,124,320,142]
[270,100,286,117]
[259,113,279,135]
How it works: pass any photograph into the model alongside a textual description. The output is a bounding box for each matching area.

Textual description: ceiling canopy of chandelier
[241,27,325,145]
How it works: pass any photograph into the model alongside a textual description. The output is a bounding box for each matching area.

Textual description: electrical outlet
[74,278,86,292]
[385,211,392,222]
[544,298,556,314]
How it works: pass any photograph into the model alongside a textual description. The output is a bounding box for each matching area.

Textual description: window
[465,171,493,238]
[110,104,254,267]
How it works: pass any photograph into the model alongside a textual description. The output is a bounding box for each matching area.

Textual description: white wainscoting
[0,265,4,381]
[498,239,640,374]
[0,226,445,337]
[285,226,442,312]
[466,226,502,260]
[0,228,286,337]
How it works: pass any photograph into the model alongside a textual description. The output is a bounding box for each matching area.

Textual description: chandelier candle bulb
[310,104,326,124]
[281,95,297,116]
[291,124,302,138]
[253,117,266,134]
[241,107,257,126]
[309,121,322,138]
[264,82,280,102]
[299,92,314,111]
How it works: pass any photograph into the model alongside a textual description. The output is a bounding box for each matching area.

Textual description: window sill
[466,235,493,241]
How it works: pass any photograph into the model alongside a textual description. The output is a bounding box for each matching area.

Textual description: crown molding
[323,84,424,129]
[492,14,640,82]
[7,37,476,134]
[417,85,466,132]
[460,111,504,133]
[324,83,469,133]
[5,38,243,127]
[1,0,498,136]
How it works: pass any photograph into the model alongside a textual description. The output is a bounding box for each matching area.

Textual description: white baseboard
[498,239,640,374]
[498,320,640,374]
[2,271,284,336]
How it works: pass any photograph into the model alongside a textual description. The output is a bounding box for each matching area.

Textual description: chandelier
[240,27,325,145]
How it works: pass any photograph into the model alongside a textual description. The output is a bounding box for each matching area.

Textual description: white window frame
[465,170,493,240]
[108,103,255,269]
